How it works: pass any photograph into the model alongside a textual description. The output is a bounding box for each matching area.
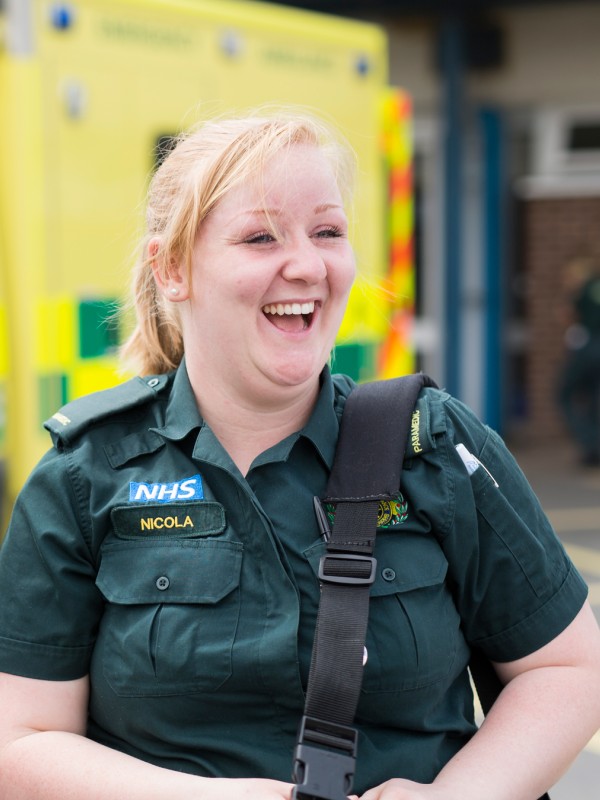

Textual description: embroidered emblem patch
[377,496,409,527]
[128,474,204,503]
[324,493,408,529]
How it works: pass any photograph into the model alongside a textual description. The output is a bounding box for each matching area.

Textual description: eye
[314,225,344,239]
[243,230,276,245]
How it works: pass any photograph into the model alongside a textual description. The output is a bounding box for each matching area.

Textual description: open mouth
[262,301,315,332]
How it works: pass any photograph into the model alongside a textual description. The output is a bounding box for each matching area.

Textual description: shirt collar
[151,359,203,442]
[250,366,349,470]
[298,366,347,471]
[153,361,350,472]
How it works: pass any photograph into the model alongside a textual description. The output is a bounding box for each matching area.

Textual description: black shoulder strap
[292,374,432,800]
[293,374,550,800]
[325,374,438,502]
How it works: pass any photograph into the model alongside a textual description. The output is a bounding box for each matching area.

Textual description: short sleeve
[435,395,588,662]
[0,449,104,680]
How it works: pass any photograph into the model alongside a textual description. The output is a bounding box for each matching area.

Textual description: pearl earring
[169,287,180,296]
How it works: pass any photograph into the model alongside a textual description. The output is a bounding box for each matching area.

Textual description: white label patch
[129,474,204,503]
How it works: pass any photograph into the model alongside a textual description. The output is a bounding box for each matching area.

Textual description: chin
[268,360,324,389]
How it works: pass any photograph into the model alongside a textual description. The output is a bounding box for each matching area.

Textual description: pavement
[505,436,600,799]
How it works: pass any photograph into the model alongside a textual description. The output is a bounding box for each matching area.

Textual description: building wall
[523,196,600,441]
[370,2,600,441]
[382,3,600,109]
[468,4,600,107]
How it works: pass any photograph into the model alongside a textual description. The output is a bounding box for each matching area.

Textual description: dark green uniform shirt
[0,365,587,791]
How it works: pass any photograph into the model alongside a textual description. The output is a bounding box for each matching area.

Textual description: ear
[148,237,189,302]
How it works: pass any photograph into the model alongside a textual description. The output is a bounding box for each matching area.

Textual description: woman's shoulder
[330,371,495,448]
[44,373,175,448]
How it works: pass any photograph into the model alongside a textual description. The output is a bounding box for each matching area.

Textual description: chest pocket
[96,539,243,696]
[305,531,459,695]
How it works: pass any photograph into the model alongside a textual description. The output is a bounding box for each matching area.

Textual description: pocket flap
[304,532,447,597]
[97,539,243,604]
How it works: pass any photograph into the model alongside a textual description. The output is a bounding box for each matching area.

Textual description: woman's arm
[358,601,600,800]
[0,673,293,800]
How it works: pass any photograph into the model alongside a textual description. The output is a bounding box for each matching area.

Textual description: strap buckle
[292,716,357,800]
[318,553,377,586]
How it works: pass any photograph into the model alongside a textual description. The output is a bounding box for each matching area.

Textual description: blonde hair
[120,109,357,375]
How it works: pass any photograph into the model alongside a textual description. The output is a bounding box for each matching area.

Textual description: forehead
[217,144,343,218]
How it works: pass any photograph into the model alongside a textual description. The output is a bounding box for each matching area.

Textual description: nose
[280,236,327,285]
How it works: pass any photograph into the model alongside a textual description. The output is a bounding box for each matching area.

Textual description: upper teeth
[263,302,315,316]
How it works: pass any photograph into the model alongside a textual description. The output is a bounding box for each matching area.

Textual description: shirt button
[156,576,170,591]
[381,568,396,582]
[147,378,160,388]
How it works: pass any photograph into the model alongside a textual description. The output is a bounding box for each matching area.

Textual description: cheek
[227,264,271,305]
[334,251,357,298]
[234,282,262,306]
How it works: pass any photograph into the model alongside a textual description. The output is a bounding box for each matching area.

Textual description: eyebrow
[235,203,344,219]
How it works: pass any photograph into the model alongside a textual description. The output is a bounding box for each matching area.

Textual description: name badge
[111,502,226,539]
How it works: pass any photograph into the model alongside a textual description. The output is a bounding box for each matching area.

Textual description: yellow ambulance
[0,0,414,523]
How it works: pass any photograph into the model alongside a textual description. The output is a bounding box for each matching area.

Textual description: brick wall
[521,196,600,442]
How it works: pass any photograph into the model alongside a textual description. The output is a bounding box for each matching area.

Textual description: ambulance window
[154,135,178,170]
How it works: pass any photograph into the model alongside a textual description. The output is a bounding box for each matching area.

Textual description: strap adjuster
[292,716,357,800]
[318,553,377,586]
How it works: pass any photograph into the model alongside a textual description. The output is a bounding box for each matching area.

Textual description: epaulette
[405,387,447,458]
[44,373,171,446]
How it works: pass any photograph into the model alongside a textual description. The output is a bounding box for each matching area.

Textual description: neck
[188,371,320,476]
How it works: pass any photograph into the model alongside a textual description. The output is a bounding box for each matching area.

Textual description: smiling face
[175,143,356,406]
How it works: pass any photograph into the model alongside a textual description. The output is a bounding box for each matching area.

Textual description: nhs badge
[129,474,204,503]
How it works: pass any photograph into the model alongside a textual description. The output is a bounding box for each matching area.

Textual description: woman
[0,110,599,800]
